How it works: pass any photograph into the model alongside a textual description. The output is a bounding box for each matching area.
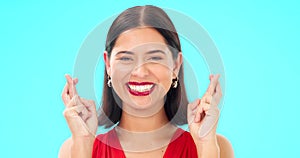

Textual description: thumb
[188,99,200,111]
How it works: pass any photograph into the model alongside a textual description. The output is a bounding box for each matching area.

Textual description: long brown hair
[98,5,188,128]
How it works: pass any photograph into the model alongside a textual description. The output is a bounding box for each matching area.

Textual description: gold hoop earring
[107,76,112,87]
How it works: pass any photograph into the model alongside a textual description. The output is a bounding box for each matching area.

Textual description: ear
[103,51,111,76]
[173,52,183,78]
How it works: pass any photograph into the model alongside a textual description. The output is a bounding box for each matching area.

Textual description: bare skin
[60,75,97,158]
[59,28,234,158]
[59,75,234,158]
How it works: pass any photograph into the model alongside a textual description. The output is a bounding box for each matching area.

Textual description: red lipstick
[127,82,155,96]
[127,82,154,85]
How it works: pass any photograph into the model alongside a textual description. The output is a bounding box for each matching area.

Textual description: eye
[148,56,163,61]
[119,57,133,61]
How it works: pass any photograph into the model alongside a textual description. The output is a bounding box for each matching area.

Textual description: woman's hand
[187,74,222,157]
[61,74,98,138]
[60,74,98,158]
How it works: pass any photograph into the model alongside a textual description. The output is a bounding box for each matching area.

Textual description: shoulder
[165,128,197,148]
[217,134,234,158]
[94,128,122,150]
[58,137,72,158]
[168,128,198,152]
[181,131,234,158]
[164,128,198,157]
[95,129,116,143]
[172,128,194,142]
[93,129,125,157]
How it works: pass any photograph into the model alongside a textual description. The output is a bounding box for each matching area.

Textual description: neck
[118,107,169,132]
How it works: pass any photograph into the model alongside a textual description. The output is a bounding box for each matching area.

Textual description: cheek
[151,65,173,90]
[110,62,132,78]
[110,63,131,90]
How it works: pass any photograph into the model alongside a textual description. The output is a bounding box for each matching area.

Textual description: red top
[92,128,198,158]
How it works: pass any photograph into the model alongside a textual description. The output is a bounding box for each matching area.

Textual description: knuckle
[63,109,69,117]
[61,93,66,99]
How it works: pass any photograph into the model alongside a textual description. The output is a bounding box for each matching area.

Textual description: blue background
[1,0,299,157]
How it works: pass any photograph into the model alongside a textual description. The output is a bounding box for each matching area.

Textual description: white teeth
[128,84,153,92]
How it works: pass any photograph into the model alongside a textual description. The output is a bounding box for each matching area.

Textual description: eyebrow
[146,50,166,55]
[115,50,166,56]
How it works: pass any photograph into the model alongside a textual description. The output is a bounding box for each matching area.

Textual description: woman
[59,5,234,158]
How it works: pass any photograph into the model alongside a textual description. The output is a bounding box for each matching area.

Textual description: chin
[122,96,165,117]
[125,96,155,109]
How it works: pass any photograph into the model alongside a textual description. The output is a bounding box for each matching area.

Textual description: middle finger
[206,74,220,96]
[65,74,78,98]
[62,82,70,105]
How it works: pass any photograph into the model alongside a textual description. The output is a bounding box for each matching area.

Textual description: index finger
[206,74,220,96]
[65,74,78,97]
[62,82,70,105]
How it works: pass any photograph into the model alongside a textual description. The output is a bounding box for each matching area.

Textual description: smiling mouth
[126,82,155,96]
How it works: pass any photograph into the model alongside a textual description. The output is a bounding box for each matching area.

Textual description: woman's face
[104,27,182,117]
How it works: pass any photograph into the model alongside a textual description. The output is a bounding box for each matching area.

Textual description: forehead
[113,27,167,52]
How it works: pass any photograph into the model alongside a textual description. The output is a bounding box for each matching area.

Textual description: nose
[131,64,149,78]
